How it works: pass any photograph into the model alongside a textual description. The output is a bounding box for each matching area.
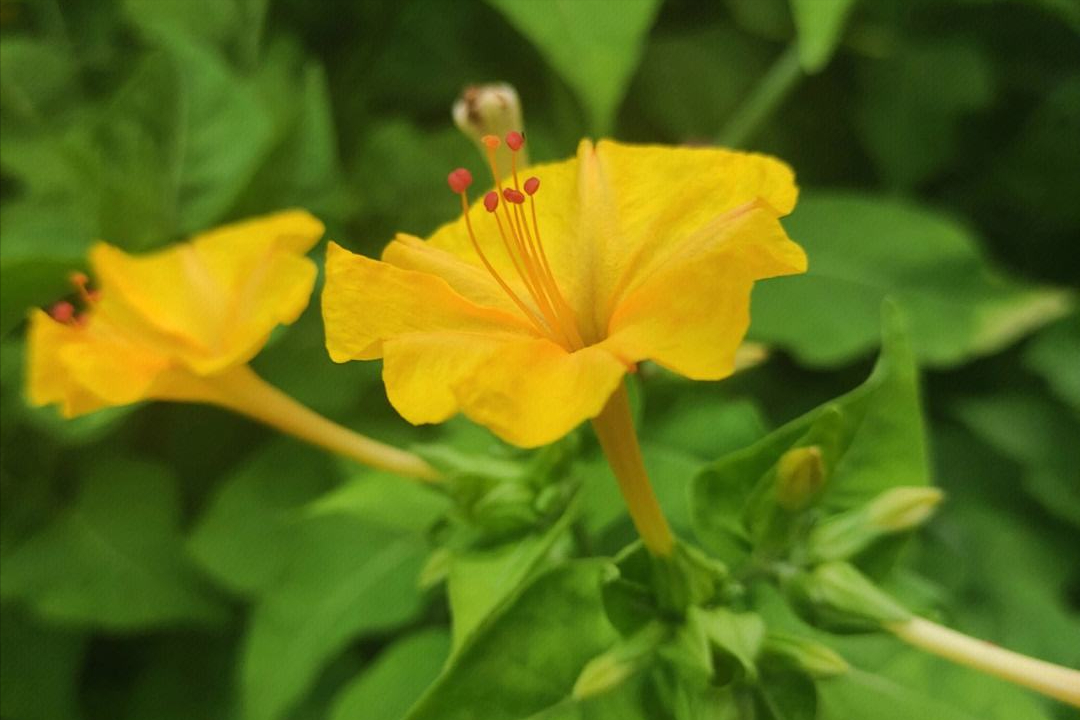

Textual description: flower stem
[202,365,441,482]
[718,44,803,148]
[590,382,675,557]
[888,617,1080,707]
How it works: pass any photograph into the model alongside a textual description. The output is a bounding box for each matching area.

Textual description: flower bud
[762,633,850,677]
[775,445,826,511]
[572,623,666,699]
[784,561,912,633]
[807,486,943,562]
[453,83,527,172]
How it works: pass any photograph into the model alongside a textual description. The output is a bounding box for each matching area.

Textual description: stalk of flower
[26,211,439,482]
[321,133,808,556]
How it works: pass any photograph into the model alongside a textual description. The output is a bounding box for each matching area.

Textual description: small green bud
[785,561,912,633]
[453,83,527,172]
[573,623,666,699]
[763,633,850,678]
[807,486,943,562]
[775,445,826,511]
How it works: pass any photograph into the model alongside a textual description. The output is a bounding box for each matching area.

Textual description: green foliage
[3,0,1079,718]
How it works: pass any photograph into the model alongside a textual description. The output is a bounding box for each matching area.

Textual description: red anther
[70,271,89,288]
[502,188,525,204]
[49,301,75,323]
[483,191,499,212]
[87,289,102,303]
[523,176,540,195]
[482,135,501,149]
[505,131,524,151]
[447,168,473,194]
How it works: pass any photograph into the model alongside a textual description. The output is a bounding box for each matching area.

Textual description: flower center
[447,132,584,351]
[48,271,99,326]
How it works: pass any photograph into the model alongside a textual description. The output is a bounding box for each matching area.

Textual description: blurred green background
[1,0,1078,719]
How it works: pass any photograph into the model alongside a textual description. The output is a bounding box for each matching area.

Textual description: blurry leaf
[693,304,927,565]
[0,457,225,629]
[306,467,447,532]
[329,628,450,720]
[1024,314,1080,413]
[123,0,242,50]
[0,609,85,720]
[789,0,858,73]
[750,193,1074,367]
[121,633,237,720]
[950,391,1080,528]
[447,499,576,651]
[624,26,771,140]
[854,40,994,188]
[485,0,661,134]
[0,38,79,126]
[187,439,340,596]
[645,395,767,461]
[241,512,430,720]
[405,561,618,720]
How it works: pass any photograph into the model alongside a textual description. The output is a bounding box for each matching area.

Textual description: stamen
[50,301,75,324]
[483,191,499,213]
[505,131,524,151]
[502,188,525,204]
[524,176,540,195]
[448,174,549,337]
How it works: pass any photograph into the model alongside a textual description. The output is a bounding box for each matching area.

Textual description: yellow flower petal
[381,331,627,447]
[322,241,533,363]
[26,310,110,417]
[603,204,806,380]
[90,210,323,375]
[456,339,628,447]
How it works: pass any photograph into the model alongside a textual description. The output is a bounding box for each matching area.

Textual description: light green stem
[718,44,804,148]
[889,617,1080,708]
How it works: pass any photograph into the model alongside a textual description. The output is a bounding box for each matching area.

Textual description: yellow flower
[26,210,439,481]
[322,138,806,449]
[28,211,324,415]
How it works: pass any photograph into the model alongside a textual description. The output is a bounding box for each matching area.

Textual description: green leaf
[750,192,1074,367]
[693,303,927,566]
[447,499,577,651]
[330,628,450,720]
[1024,314,1080,414]
[187,439,340,596]
[485,0,661,134]
[241,512,430,720]
[951,391,1080,528]
[405,561,619,720]
[0,457,225,629]
[0,610,86,720]
[789,0,858,73]
[854,40,994,189]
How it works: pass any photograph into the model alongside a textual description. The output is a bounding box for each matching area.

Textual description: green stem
[718,44,804,148]
[889,617,1080,708]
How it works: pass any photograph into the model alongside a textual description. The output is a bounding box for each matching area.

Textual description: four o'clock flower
[26,210,438,481]
[321,134,807,555]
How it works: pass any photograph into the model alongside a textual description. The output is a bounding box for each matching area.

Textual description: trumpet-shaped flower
[323,138,807,448]
[28,211,324,415]
[27,210,438,480]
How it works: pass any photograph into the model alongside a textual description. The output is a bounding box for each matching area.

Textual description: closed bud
[763,633,850,678]
[453,83,527,172]
[573,623,666,699]
[776,445,826,511]
[785,561,912,633]
[807,486,943,562]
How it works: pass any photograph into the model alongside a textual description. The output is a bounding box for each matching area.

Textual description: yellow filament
[458,193,550,336]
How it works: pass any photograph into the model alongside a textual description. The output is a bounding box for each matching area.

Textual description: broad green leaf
[693,304,927,565]
[330,628,450,720]
[0,610,85,720]
[446,498,577,651]
[854,40,994,189]
[750,193,1074,367]
[187,439,340,596]
[789,0,858,73]
[1024,314,1080,414]
[0,457,225,629]
[485,0,661,134]
[951,391,1080,528]
[405,561,619,720]
[241,513,430,720]
[120,633,237,720]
